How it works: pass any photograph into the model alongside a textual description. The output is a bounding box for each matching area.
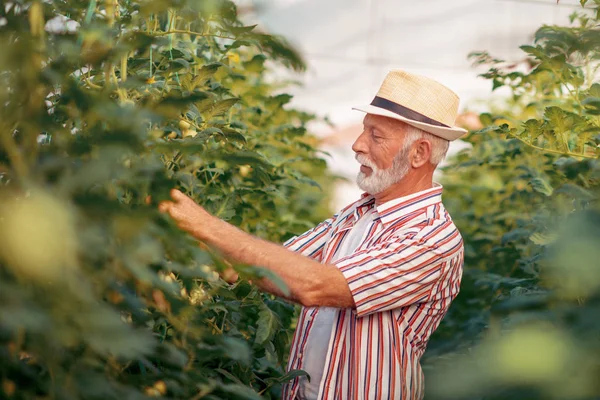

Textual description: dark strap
[370,96,450,128]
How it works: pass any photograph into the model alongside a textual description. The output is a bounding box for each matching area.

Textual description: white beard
[355,149,411,195]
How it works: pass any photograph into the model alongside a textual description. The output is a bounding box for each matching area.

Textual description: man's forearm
[199,216,354,308]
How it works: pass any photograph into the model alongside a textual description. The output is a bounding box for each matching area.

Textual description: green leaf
[83,307,155,358]
[243,54,267,73]
[239,265,290,297]
[228,24,258,35]
[544,107,575,149]
[530,231,558,245]
[530,176,554,196]
[255,304,280,345]
[288,170,321,189]
[222,151,273,168]
[207,98,240,118]
[193,63,224,87]
[219,383,263,400]
[252,33,306,72]
[216,368,245,386]
[227,39,254,49]
[479,113,494,126]
[168,58,190,72]
[275,369,309,383]
[581,96,600,115]
[221,127,247,143]
[490,292,551,315]
[222,337,252,365]
[501,228,532,246]
[159,92,211,106]
[554,183,595,200]
[521,119,544,141]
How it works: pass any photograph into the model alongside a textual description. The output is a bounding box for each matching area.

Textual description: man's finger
[170,189,187,202]
[158,201,172,213]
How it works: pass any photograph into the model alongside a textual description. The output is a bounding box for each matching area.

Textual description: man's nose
[352,131,368,154]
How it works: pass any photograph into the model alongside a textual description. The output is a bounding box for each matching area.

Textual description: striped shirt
[282,184,464,400]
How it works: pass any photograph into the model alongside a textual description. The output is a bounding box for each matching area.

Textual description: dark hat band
[370,96,450,128]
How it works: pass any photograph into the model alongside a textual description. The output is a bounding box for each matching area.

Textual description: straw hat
[353,70,468,141]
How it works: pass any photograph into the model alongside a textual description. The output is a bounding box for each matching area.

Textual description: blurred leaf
[530,176,554,196]
[219,383,262,400]
[255,305,280,345]
[529,231,558,245]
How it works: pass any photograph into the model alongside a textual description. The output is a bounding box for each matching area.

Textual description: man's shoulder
[386,204,463,251]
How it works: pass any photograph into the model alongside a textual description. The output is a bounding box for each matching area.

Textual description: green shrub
[427,3,600,399]
[0,1,333,398]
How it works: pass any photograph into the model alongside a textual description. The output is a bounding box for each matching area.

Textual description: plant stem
[152,29,236,40]
[120,53,128,82]
[509,132,598,159]
[167,9,181,86]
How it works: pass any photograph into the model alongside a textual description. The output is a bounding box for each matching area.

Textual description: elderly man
[159,70,466,400]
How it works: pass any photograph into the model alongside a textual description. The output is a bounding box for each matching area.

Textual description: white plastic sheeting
[241,0,585,207]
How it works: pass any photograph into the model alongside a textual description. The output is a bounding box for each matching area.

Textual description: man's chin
[356,175,378,194]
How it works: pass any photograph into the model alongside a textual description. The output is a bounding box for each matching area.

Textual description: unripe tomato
[0,189,78,282]
[178,119,191,130]
[153,380,167,395]
[239,165,252,177]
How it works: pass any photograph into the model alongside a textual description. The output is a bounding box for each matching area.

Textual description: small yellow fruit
[182,129,197,138]
[153,380,167,395]
[166,132,177,139]
[144,387,161,397]
[239,165,252,177]
[227,53,240,63]
[178,119,191,130]
[0,189,78,282]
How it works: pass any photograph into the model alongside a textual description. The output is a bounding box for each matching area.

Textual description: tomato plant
[426,2,600,399]
[0,0,333,398]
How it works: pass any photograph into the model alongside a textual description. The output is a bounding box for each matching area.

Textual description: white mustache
[355,154,376,169]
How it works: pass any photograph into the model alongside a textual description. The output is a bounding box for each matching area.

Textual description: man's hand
[158,189,213,241]
[157,189,353,307]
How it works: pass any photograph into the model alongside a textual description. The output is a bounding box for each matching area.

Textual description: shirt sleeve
[334,236,453,317]
[283,215,337,262]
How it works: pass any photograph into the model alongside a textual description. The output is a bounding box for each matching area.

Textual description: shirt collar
[355,183,444,228]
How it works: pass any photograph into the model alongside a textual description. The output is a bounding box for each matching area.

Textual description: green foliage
[426,4,600,400]
[0,0,331,398]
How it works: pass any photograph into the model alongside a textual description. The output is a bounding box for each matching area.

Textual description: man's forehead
[363,114,405,130]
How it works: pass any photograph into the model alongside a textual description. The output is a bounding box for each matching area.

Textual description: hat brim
[352,104,468,141]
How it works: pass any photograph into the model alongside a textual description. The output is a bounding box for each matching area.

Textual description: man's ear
[411,139,432,168]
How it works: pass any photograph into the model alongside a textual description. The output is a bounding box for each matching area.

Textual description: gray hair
[402,125,449,165]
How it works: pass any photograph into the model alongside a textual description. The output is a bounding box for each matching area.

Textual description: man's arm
[159,189,354,308]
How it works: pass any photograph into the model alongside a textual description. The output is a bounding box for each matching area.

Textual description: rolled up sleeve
[335,238,445,317]
[283,216,337,262]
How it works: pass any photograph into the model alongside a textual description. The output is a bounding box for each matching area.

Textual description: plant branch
[152,30,236,40]
[509,132,598,159]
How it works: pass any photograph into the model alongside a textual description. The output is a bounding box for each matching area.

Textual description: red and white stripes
[283,185,464,400]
